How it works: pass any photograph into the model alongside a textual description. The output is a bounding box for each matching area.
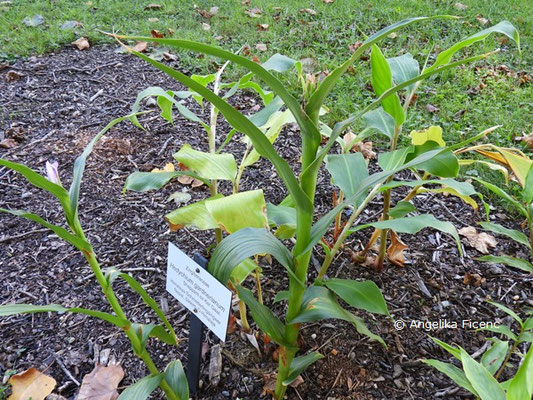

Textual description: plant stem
[238,298,251,332]
[494,333,521,380]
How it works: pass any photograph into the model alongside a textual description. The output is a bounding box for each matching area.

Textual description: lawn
[1,0,531,147]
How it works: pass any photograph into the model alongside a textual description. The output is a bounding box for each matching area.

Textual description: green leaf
[472,178,527,217]
[273,290,289,303]
[478,325,517,341]
[518,332,533,343]
[476,256,533,273]
[430,336,462,360]
[205,190,268,233]
[481,338,508,375]
[123,43,313,216]
[406,141,459,178]
[230,259,260,285]
[0,208,91,251]
[426,21,521,73]
[362,108,395,139]
[266,203,297,239]
[324,278,389,315]
[261,53,297,72]
[487,301,523,325]
[388,201,416,218]
[371,45,404,125]
[524,318,533,331]
[174,144,237,182]
[381,178,478,197]
[117,374,163,400]
[506,344,533,400]
[387,53,419,91]
[165,195,221,231]
[460,348,506,400]
[523,164,533,203]
[423,359,478,395]
[164,360,189,400]
[291,286,385,346]
[283,352,324,386]
[326,153,369,203]
[131,323,175,353]
[208,227,299,286]
[378,147,412,170]
[123,171,208,192]
[236,286,286,345]
[478,222,531,249]
[409,126,445,147]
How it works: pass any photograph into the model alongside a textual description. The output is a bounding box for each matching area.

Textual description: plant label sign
[166,242,232,342]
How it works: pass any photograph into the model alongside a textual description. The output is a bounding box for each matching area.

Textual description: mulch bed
[1,45,531,400]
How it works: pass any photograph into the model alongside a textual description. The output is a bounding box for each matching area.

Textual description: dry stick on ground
[0,228,49,243]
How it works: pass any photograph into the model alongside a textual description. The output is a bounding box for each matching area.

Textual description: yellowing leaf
[418,187,478,211]
[387,230,408,267]
[151,162,175,173]
[475,147,532,187]
[77,364,124,400]
[8,367,56,400]
[459,226,497,254]
[410,126,445,147]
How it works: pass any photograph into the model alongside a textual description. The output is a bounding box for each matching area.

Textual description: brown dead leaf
[202,22,211,30]
[354,141,376,159]
[77,364,124,400]
[8,367,56,400]
[71,37,90,50]
[197,6,218,18]
[151,162,175,173]
[132,41,148,52]
[251,55,261,63]
[227,314,237,334]
[517,72,532,86]
[6,70,24,82]
[163,52,178,61]
[458,226,497,254]
[261,373,277,396]
[151,29,164,38]
[348,41,363,53]
[245,7,262,18]
[144,3,161,10]
[453,109,466,121]
[454,2,468,10]
[178,175,194,185]
[0,138,18,149]
[255,43,267,52]
[476,15,489,25]
[290,375,305,388]
[387,231,408,267]
[517,133,533,149]
[425,104,439,113]
[300,8,317,15]
[342,130,357,150]
[331,349,338,356]
[257,23,269,31]
[464,272,485,287]
[241,0,250,5]
[191,178,204,188]
[167,28,174,36]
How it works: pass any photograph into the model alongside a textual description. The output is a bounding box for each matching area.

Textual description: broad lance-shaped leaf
[471,178,528,217]
[0,208,91,251]
[478,255,533,274]
[325,153,369,203]
[174,144,237,182]
[164,360,189,400]
[324,278,389,315]
[474,147,531,187]
[124,170,208,192]
[388,201,416,218]
[380,178,478,197]
[460,348,506,400]
[486,300,523,324]
[523,164,533,203]
[405,141,459,178]
[506,344,533,400]
[478,221,531,249]
[283,352,324,386]
[480,338,508,375]
[290,286,385,346]
[423,359,478,396]
[425,21,521,74]
[208,227,301,286]
[236,286,287,346]
[371,45,404,125]
[117,374,163,400]
[165,190,267,233]
[266,202,296,239]
[230,258,260,285]
[387,53,419,91]
[131,323,176,354]
[410,126,445,147]
[362,108,394,139]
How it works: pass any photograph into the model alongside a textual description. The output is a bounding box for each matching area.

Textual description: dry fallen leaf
[245,7,262,18]
[388,32,398,39]
[348,41,363,53]
[71,37,90,50]
[261,373,277,396]
[476,15,489,25]
[144,3,162,10]
[163,52,178,61]
[463,272,485,287]
[290,375,304,388]
[132,41,148,52]
[257,23,269,31]
[151,162,175,173]
[6,70,24,82]
[300,8,317,15]
[323,0,334,3]
[245,332,261,356]
[202,22,211,30]
[517,133,533,149]
[227,314,237,334]
[343,130,357,150]
[255,43,267,52]
[354,141,376,159]
[197,6,218,18]
[77,364,124,400]
[8,367,56,400]
[151,29,164,38]
[387,231,408,267]
[425,104,439,113]
[454,2,468,10]
[459,226,497,254]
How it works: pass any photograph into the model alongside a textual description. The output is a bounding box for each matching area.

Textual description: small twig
[54,354,81,386]
[158,137,172,156]
[89,89,104,103]
[0,228,49,243]
[325,367,343,398]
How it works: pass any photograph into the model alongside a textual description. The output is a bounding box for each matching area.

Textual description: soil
[1,45,532,400]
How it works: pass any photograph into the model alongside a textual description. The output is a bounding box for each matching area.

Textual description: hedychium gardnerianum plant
[107,16,519,399]
[424,301,533,400]
[122,55,297,331]
[0,114,189,400]
[340,21,521,271]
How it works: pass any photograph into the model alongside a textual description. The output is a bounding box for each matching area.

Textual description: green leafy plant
[0,115,188,400]
[109,16,520,399]
[455,141,533,273]
[425,302,533,400]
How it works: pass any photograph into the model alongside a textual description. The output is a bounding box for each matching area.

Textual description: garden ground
[0,42,532,399]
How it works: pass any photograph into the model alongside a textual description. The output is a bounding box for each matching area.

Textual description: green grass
[1,0,531,148]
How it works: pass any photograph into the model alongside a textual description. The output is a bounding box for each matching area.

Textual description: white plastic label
[166,242,232,342]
